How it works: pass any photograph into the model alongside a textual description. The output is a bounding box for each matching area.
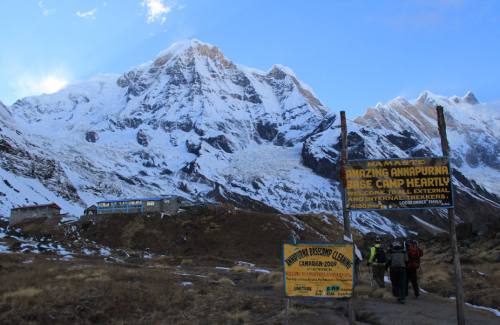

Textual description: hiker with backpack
[368,236,386,288]
[386,240,408,304]
[406,239,424,298]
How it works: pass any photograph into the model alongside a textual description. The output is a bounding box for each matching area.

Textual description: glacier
[0,39,498,235]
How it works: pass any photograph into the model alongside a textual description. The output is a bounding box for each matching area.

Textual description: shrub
[256,271,282,284]
[217,277,235,286]
[225,310,250,324]
[180,259,193,266]
[231,266,248,273]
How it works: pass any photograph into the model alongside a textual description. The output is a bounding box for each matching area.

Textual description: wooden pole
[340,111,355,325]
[436,105,465,325]
[284,298,289,325]
[340,111,352,240]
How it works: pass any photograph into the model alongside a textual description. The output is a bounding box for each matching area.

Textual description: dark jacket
[387,248,408,269]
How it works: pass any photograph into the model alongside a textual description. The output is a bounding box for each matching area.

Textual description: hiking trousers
[372,264,386,288]
[390,267,407,301]
[407,268,420,297]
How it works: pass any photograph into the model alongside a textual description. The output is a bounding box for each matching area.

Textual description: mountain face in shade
[1,40,498,235]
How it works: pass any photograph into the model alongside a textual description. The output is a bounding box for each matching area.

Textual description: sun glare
[13,74,69,100]
[40,76,68,94]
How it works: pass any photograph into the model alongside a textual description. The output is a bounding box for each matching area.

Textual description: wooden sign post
[339,107,465,325]
[340,111,355,325]
[436,105,466,325]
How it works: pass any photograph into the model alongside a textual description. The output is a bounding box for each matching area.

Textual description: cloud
[76,8,97,20]
[38,1,55,16]
[142,0,172,24]
[12,74,68,99]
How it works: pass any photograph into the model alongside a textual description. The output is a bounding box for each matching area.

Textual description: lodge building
[85,196,186,216]
[10,203,62,225]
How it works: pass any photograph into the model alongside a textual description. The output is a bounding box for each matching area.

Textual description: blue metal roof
[97,197,163,204]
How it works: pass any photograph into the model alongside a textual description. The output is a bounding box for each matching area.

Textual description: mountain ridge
[1,39,498,235]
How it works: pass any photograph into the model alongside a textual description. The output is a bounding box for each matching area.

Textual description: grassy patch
[3,287,42,299]
[217,277,235,286]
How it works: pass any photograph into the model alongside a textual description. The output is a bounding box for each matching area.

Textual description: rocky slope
[0,39,498,235]
[0,101,83,214]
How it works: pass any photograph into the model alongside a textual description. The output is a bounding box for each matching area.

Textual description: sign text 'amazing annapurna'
[344,157,453,210]
[283,242,353,298]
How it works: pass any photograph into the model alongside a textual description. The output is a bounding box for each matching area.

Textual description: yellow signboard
[283,242,353,298]
[345,157,453,210]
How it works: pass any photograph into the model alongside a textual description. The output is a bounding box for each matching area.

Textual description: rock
[385,130,418,151]
[136,129,149,147]
[204,135,233,153]
[186,140,201,156]
[85,131,99,143]
[123,118,143,129]
[256,121,278,141]
[301,142,338,179]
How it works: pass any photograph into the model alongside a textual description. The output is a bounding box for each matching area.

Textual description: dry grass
[150,255,173,264]
[204,222,221,233]
[273,280,284,293]
[225,310,251,324]
[207,272,219,280]
[217,277,236,286]
[256,271,282,284]
[354,284,373,298]
[54,269,110,282]
[369,288,389,299]
[287,306,316,316]
[231,265,249,273]
[121,217,146,247]
[180,258,193,266]
[3,287,42,299]
[0,257,191,324]
[421,268,450,283]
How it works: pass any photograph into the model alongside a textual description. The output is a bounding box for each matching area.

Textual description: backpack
[374,246,386,264]
[407,245,421,269]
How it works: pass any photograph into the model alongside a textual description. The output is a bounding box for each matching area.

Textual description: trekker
[386,240,408,304]
[406,239,424,298]
[368,236,386,288]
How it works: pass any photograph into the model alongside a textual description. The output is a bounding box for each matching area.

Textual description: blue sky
[0,0,499,116]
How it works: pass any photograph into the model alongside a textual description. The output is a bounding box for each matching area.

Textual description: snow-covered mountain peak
[1,40,497,236]
[463,90,479,105]
[156,39,218,58]
[415,90,480,108]
[8,40,329,148]
[152,38,233,70]
[388,96,412,108]
[268,64,297,79]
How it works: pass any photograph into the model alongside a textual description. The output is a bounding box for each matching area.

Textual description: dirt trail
[351,263,499,324]
[355,293,498,325]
